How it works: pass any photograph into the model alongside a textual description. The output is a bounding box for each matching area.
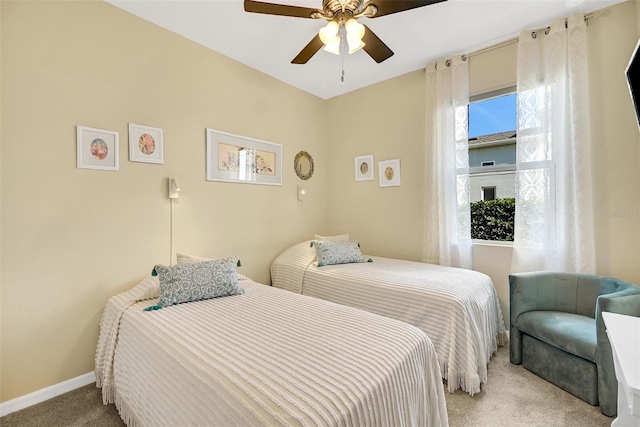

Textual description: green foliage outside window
[470,198,515,241]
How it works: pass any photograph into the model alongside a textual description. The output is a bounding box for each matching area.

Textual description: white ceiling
[106,0,626,99]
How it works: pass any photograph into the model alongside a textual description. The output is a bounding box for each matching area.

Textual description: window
[482,186,496,201]
[468,89,516,242]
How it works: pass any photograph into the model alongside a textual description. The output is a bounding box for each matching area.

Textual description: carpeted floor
[1,346,613,426]
[444,346,611,427]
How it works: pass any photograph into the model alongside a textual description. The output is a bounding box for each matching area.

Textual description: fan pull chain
[338,27,346,83]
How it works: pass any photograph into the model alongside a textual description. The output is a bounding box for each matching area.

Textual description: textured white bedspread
[95,276,448,426]
[271,242,508,395]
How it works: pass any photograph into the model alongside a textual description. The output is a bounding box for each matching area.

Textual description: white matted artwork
[206,128,282,186]
[76,126,119,171]
[129,123,164,164]
[378,159,401,187]
[355,154,374,181]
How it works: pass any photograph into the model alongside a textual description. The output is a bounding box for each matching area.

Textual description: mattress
[271,241,508,395]
[95,276,448,426]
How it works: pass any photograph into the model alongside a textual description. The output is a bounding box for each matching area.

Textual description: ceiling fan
[244,0,447,64]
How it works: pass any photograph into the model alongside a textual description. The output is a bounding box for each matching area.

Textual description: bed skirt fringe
[441,329,509,397]
[97,381,117,406]
[115,391,142,427]
[497,330,509,347]
[441,361,482,396]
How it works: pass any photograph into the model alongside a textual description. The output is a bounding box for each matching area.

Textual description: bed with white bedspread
[96,275,448,426]
[270,241,508,396]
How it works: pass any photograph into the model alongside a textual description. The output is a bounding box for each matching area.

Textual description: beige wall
[2,0,640,406]
[325,71,426,261]
[326,1,640,324]
[0,0,327,402]
[589,0,640,281]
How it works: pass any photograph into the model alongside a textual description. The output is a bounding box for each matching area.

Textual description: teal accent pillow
[314,240,370,267]
[148,257,244,310]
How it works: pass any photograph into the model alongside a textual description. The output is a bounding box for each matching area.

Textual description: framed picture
[355,154,374,181]
[76,126,119,171]
[129,123,163,164]
[206,128,282,186]
[379,159,401,187]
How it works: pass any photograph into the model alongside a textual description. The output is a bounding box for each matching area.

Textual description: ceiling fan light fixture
[345,18,365,54]
[345,18,365,41]
[323,39,341,55]
[319,20,339,45]
[245,0,445,65]
[347,38,365,54]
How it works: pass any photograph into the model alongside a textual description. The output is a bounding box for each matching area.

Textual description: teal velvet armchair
[509,272,640,417]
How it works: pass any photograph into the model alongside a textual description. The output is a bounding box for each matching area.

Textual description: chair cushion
[515,311,596,362]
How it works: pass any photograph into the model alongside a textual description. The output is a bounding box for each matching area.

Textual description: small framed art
[76,126,119,171]
[379,159,401,187]
[206,128,282,186]
[355,155,374,181]
[129,123,163,164]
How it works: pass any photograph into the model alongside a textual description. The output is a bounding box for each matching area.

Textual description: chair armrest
[509,272,556,364]
[509,272,555,326]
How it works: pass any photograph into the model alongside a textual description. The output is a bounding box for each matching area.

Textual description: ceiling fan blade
[364,0,447,18]
[292,34,324,64]
[244,0,321,18]
[362,25,394,63]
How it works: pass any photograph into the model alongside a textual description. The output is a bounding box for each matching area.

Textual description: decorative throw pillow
[145,257,244,310]
[176,253,250,281]
[314,240,371,267]
[314,233,350,242]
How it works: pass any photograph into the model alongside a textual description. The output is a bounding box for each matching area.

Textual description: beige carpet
[444,346,612,427]
[1,346,613,426]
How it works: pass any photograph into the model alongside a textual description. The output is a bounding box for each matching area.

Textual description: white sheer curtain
[423,56,472,269]
[511,14,596,273]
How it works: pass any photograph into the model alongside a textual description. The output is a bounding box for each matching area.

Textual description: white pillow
[314,234,350,242]
[177,253,250,281]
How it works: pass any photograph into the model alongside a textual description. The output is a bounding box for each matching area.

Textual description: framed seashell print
[355,154,374,181]
[378,159,401,187]
[76,125,119,171]
[129,123,164,164]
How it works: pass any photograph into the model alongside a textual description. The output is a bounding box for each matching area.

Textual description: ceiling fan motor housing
[322,0,363,17]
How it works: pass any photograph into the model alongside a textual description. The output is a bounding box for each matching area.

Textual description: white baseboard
[0,372,95,417]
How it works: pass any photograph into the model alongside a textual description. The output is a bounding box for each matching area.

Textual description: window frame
[469,86,517,244]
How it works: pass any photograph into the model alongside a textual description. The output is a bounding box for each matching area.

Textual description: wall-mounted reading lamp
[169,177,180,199]
[168,177,181,265]
[298,185,306,201]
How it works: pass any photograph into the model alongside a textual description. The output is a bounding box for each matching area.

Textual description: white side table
[602,311,640,427]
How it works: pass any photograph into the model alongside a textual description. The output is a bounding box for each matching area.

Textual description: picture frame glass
[206,129,282,186]
[77,126,119,171]
[355,155,374,181]
[129,123,163,164]
[379,159,401,187]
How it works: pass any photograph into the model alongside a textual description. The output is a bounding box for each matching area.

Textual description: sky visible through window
[469,93,517,138]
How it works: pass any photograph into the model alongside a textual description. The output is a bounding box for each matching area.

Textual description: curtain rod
[465,11,598,58]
